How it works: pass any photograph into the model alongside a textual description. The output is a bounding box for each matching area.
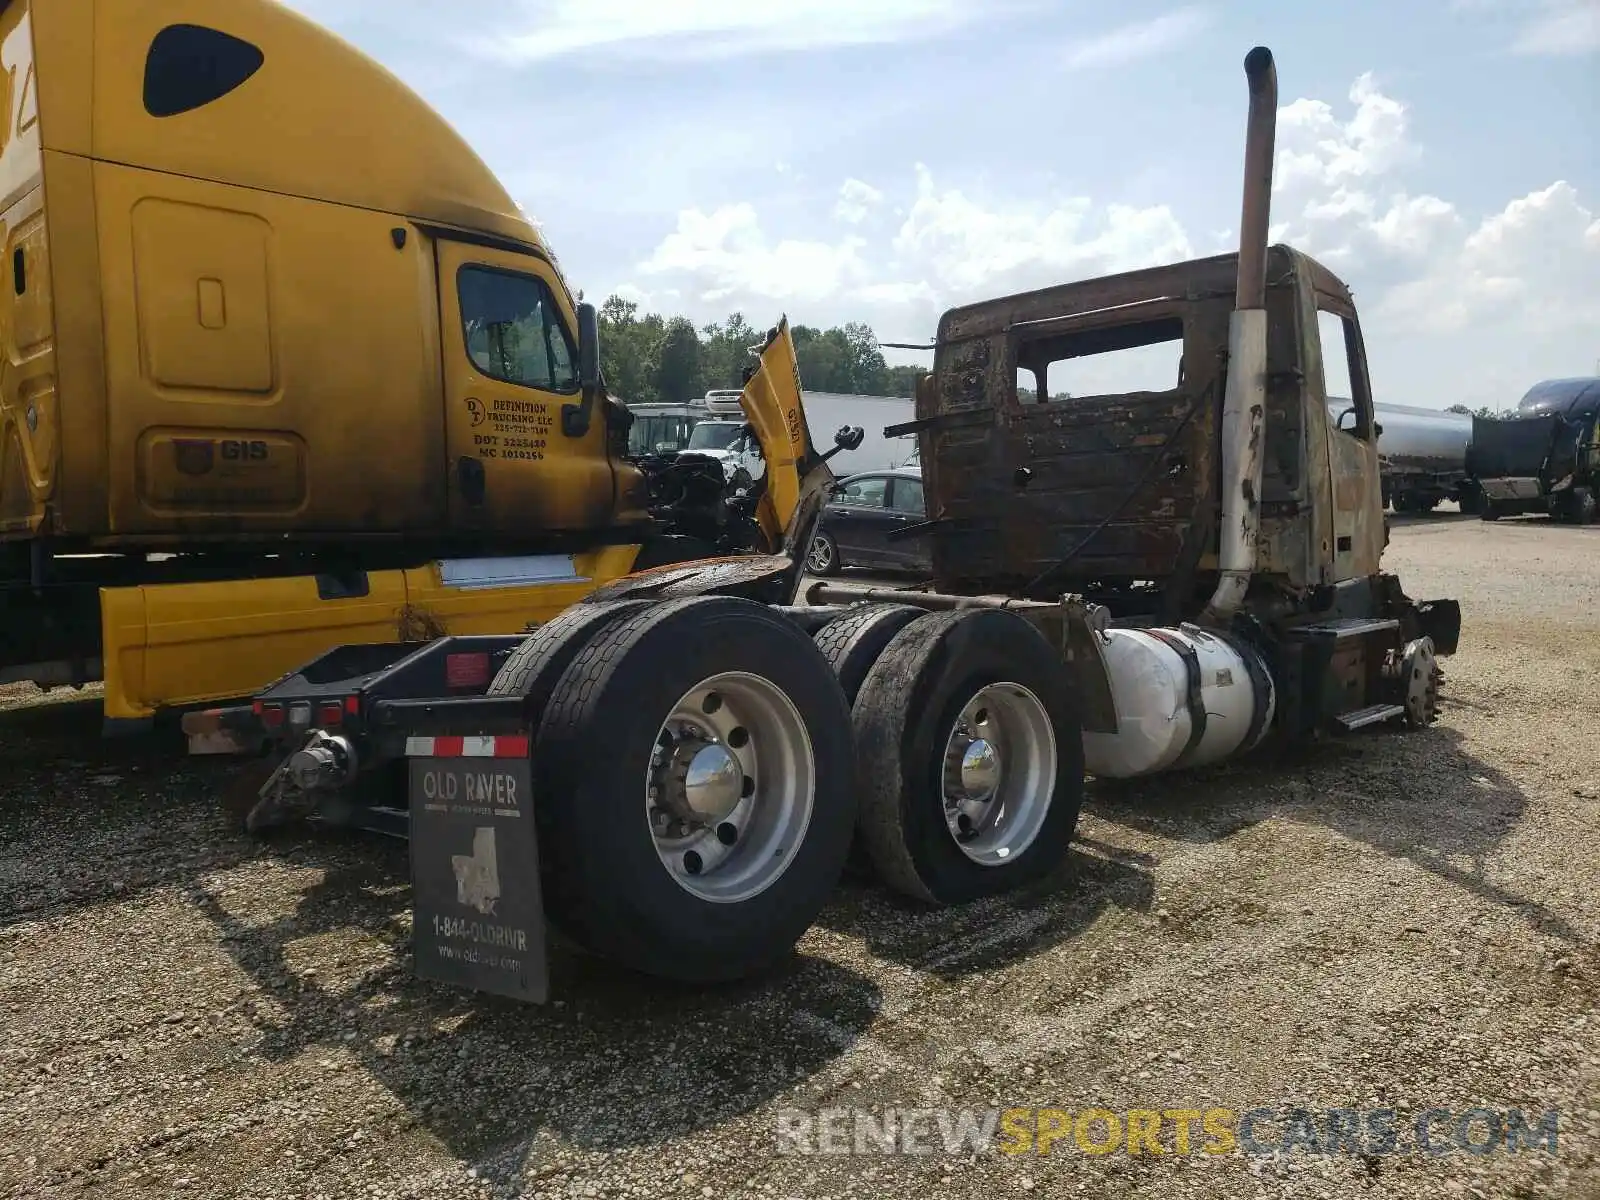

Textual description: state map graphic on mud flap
[452,826,500,916]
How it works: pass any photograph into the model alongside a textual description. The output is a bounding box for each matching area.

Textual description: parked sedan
[806,469,932,576]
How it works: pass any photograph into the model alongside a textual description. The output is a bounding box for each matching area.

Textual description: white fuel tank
[1083,626,1276,779]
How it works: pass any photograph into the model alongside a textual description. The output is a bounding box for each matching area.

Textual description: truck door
[1315,302,1384,581]
[436,240,615,535]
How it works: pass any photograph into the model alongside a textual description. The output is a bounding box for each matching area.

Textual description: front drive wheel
[807,531,841,576]
[852,608,1084,905]
[531,596,856,984]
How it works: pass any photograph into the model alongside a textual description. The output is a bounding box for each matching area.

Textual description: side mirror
[577,301,600,391]
[563,301,600,437]
[835,425,865,452]
[1373,422,1383,438]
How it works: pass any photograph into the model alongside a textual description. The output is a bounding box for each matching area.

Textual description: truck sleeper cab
[0,0,712,714]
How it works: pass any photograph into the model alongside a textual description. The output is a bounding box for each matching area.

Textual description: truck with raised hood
[1469,377,1600,524]
[0,0,784,731]
[224,46,1460,1006]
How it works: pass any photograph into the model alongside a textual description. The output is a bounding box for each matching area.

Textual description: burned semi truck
[215,46,1461,1004]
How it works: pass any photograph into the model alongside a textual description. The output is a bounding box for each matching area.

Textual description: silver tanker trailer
[1329,397,1474,514]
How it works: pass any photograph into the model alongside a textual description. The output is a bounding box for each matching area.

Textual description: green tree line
[597,296,927,405]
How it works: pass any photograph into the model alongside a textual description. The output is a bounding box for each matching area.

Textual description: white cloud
[1062,8,1212,70]
[636,204,869,305]
[1513,0,1600,54]
[621,165,1195,352]
[834,179,886,225]
[464,0,1015,63]
[892,165,1192,294]
[1450,0,1600,55]
[1380,182,1600,335]
[617,70,1598,407]
[1275,73,1413,193]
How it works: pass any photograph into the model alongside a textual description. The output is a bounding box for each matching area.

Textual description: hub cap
[647,672,815,903]
[941,682,1056,866]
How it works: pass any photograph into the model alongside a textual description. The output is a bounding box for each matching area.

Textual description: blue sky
[284,0,1598,409]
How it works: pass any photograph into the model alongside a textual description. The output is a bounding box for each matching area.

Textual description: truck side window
[457,267,579,393]
[144,25,266,118]
[1317,308,1373,440]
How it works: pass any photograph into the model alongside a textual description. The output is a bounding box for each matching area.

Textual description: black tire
[852,608,1084,905]
[532,596,856,983]
[486,599,653,721]
[1481,501,1501,522]
[813,604,925,705]
[1565,487,1596,525]
[806,530,841,576]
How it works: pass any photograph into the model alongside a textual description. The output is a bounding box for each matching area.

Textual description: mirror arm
[563,301,601,438]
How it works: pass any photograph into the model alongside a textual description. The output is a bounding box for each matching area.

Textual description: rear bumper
[1478,476,1544,502]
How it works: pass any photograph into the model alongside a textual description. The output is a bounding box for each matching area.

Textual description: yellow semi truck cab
[0,0,829,725]
[2,0,649,551]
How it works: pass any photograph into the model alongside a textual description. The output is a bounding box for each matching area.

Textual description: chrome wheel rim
[807,536,834,573]
[940,682,1056,866]
[647,672,815,902]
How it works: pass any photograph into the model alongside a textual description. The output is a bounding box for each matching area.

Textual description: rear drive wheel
[1564,487,1596,525]
[813,604,924,705]
[532,596,855,983]
[487,599,653,719]
[813,602,925,879]
[1480,501,1502,522]
[852,608,1084,905]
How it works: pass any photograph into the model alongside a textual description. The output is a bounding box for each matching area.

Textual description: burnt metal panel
[924,245,1350,600]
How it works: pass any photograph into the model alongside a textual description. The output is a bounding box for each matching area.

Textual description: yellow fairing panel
[737,317,819,547]
[100,545,640,720]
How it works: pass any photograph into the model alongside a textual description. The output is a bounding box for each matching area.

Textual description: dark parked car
[806,469,931,575]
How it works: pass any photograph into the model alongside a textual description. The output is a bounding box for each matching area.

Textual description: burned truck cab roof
[919,244,1361,607]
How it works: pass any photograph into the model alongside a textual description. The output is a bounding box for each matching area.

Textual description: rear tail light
[318,701,344,726]
[345,695,360,715]
[256,701,285,729]
[288,701,312,729]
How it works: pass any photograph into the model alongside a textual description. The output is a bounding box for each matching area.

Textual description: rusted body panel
[918,243,1384,609]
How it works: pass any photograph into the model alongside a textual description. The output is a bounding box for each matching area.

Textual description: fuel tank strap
[1214,629,1274,752]
[1144,629,1207,765]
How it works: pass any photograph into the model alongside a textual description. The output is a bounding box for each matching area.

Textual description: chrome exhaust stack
[1201,45,1278,626]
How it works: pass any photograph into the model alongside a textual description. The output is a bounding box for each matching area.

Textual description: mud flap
[408,746,547,1002]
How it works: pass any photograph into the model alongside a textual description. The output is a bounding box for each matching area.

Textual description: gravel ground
[1,512,1597,1200]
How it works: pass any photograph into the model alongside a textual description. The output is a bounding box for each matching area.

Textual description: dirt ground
[1,513,1596,1200]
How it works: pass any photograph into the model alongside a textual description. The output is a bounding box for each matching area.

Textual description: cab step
[1336,703,1406,731]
